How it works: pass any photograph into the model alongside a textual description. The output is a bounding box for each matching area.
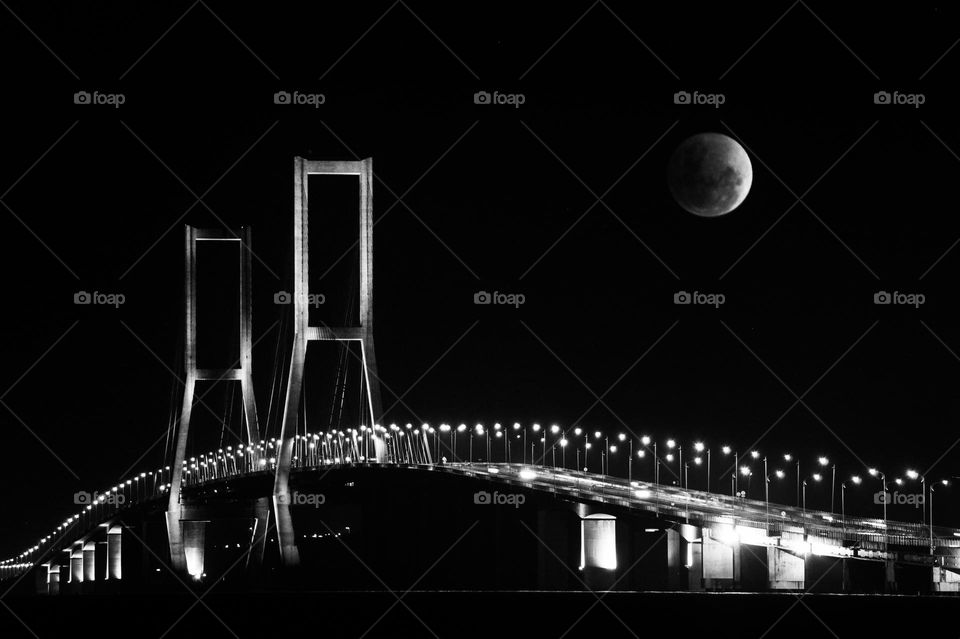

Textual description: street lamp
[818,456,835,513]
[905,469,925,525]
[930,479,951,555]
[868,468,888,551]
[722,446,738,496]
[842,475,862,537]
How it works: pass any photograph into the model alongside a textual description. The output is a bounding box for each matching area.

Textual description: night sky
[2,1,960,556]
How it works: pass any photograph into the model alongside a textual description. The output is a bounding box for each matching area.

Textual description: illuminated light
[618,433,626,442]
[665,453,674,462]
[783,453,792,461]
[259,459,267,466]
[519,468,537,481]
[818,456,829,466]
[551,425,560,434]
[942,479,950,486]
[894,478,903,485]
[868,468,879,476]
[560,438,569,447]
[439,424,451,432]
[851,475,862,484]
[495,431,503,438]
[637,450,646,458]
[513,423,521,430]
[641,436,651,446]
[585,443,592,450]
[666,439,676,449]
[812,473,822,481]
[575,427,583,436]
[458,424,467,432]
[740,466,751,476]
[635,489,651,499]
[594,431,601,439]
[906,469,919,480]
[609,445,617,453]
[775,470,785,479]
[721,446,731,455]
[488,467,500,474]
[533,424,541,432]
[750,451,760,459]
[693,457,702,465]
[389,423,397,430]
[494,423,502,430]
[694,442,704,452]
[405,423,412,430]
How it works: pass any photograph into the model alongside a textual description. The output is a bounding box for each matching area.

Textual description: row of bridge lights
[2,423,953,568]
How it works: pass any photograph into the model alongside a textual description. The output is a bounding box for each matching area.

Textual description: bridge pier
[45,563,60,595]
[701,527,740,590]
[107,525,122,580]
[182,520,208,581]
[932,565,960,592]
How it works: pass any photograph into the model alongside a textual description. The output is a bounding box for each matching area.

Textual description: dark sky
[2,1,960,555]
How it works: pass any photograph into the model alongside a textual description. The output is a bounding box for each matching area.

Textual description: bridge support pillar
[701,527,740,590]
[932,566,960,592]
[70,546,83,586]
[767,546,805,590]
[82,541,96,584]
[46,563,60,595]
[183,520,207,581]
[107,525,122,580]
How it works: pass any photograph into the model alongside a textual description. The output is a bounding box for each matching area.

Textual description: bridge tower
[166,225,262,573]
[273,158,385,567]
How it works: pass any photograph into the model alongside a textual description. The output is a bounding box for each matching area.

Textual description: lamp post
[619,433,629,481]
[584,441,592,473]
[694,442,707,492]
[906,469,925,525]
[842,475,861,538]
[559,436,568,469]
[722,446,736,496]
[817,457,833,513]
[868,468,888,552]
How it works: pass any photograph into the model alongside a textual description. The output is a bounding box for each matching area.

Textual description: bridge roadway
[5,457,960,590]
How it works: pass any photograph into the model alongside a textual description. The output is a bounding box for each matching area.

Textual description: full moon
[667,132,753,217]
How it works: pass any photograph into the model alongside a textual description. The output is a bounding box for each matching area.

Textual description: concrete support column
[107,526,122,580]
[47,564,60,595]
[82,542,96,582]
[768,546,805,590]
[183,520,207,581]
[702,527,740,589]
[70,547,83,584]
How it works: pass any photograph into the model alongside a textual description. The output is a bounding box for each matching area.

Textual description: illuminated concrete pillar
[275,158,384,568]
[82,542,96,582]
[46,563,60,595]
[183,520,207,581]
[581,514,617,589]
[70,547,83,584]
[767,546,805,590]
[701,527,739,589]
[107,525,122,580]
[167,226,262,573]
